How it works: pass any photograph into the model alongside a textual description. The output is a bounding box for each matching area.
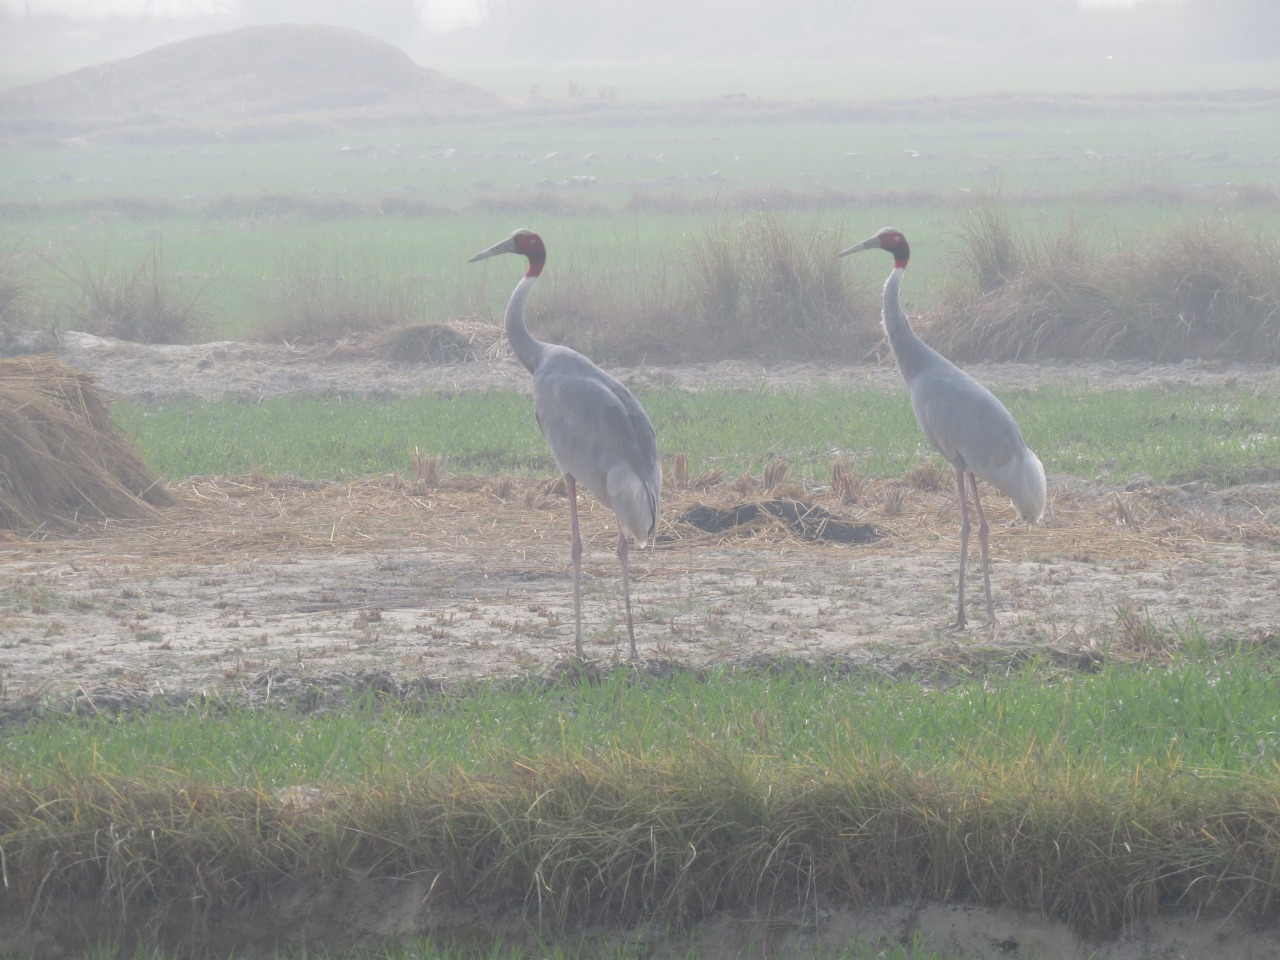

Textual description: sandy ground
[4,468,1280,709]
[4,334,1280,958]
[48,329,1280,401]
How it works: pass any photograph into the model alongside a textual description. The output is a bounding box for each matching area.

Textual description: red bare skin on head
[515,232,547,277]
[878,229,910,269]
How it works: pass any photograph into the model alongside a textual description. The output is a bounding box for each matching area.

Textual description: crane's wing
[532,349,660,534]
[912,365,1045,521]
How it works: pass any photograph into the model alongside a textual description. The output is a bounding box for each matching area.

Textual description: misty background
[0,0,1276,92]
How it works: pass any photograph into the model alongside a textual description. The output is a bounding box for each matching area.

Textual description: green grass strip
[6,649,1280,937]
[9,645,1280,787]
[114,385,1280,487]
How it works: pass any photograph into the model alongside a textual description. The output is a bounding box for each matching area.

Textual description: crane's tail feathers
[610,466,661,550]
[1008,450,1048,524]
[633,500,660,550]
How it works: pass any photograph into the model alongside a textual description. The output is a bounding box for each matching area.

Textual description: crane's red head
[837,227,910,269]
[468,228,547,277]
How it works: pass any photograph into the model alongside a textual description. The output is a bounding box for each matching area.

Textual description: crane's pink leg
[969,471,995,622]
[616,516,639,660]
[566,475,585,658]
[954,466,969,629]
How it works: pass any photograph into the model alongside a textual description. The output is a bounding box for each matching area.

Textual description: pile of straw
[0,356,172,533]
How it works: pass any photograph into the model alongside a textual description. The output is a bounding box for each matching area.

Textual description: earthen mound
[0,23,503,138]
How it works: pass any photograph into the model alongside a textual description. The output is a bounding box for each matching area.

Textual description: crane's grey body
[840,228,1045,627]
[532,344,662,545]
[471,231,660,658]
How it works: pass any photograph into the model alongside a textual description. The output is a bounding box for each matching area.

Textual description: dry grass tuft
[0,246,35,334]
[830,459,864,504]
[903,461,951,493]
[689,468,726,492]
[762,459,790,491]
[0,356,173,532]
[321,321,492,364]
[262,243,466,346]
[731,471,756,498]
[681,211,880,362]
[410,449,444,491]
[881,485,910,516]
[487,475,516,503]
[46,241,209,345]
[928,199,1280,363]
[671,451,689,489]
[1112,601,1180,659]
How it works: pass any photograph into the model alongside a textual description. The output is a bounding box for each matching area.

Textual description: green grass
[10,644,1279,789]
[113,385,1280,487]
[3,78,1279,342]
[6,105,1279,207]
[7,645,1280,956]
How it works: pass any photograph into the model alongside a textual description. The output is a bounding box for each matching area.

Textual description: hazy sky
[1,0,483,29]
[2,0,1143,28]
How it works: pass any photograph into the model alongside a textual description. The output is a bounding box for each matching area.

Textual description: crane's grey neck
[505,275,547,375]
[881,267,933,383]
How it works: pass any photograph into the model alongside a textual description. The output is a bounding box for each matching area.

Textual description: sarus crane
[470,229,661,658]
[839,227,1046,628]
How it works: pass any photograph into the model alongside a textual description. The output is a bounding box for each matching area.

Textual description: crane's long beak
[468,236,517,262]
[836,235,881,258]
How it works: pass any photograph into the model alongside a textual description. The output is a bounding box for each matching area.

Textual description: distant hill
[0,23,504,140]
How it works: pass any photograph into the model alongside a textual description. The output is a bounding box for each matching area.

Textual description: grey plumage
[470,228,661,658]
[839,227,1046,628]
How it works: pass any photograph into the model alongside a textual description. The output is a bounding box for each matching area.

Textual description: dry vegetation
[926,199,1280,363]
[5,740,1279,955]
[242,208,1280,366]
[10,203,1280,367]
[0,356,172,533]
[44,241,210,345]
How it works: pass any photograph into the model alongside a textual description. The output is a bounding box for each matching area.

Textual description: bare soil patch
[48,328,1280,401]
[4,466,1279,708]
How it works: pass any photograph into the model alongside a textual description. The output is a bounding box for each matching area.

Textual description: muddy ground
[4,334,1280,958]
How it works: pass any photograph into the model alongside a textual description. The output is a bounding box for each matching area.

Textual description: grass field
[115,384,1280,487]
[5,61,1280,959]
[2,63,1278,342]
[8,646,1280,959]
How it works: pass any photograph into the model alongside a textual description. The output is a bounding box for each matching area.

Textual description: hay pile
[0,356,172,533]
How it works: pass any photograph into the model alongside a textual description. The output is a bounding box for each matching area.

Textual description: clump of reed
[264,240,427,343]
[45,239,210,344]
[927,195,1280,363]
[510,212,882,364]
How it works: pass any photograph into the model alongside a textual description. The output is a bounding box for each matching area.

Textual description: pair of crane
[468,226,1047,659]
